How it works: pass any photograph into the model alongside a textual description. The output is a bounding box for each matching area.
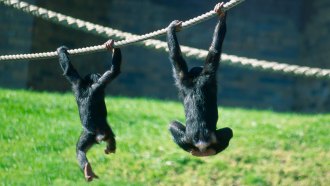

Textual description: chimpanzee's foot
[104,137,116,154]
[104,146,116,154]
[84,163,99,182]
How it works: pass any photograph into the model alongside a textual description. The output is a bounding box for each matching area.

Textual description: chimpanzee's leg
[102,125,116,154]
[213,127,233,154]
[169,121,194,152]
[76,130,98,182]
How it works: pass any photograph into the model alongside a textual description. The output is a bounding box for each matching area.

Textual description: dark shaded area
[0,0,330,112]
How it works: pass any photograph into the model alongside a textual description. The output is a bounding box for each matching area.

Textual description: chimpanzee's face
[191,130,216,152]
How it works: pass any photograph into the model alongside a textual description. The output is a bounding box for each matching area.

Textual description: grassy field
[0,89,329,186]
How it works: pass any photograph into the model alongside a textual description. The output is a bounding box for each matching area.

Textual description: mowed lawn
[0,89,329,186]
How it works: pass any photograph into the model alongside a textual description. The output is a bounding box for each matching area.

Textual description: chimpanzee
[57,40,121,181]
[167,2,233,157]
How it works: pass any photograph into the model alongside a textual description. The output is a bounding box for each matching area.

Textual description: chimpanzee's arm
[202,13,227,75]
[167,21,188,82]
[57,46,82,85]
[92,48,122,90]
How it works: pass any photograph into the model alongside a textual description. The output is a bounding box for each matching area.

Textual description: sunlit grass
[0,89,329,185]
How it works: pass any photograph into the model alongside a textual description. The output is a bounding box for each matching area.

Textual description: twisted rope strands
[175,47,330,79]
[0,0,244,60]
[1,0,330,79]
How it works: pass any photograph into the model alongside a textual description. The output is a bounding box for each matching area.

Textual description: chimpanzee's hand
[57,46,70,70]
[214,2,226,18]
[56,46,69,55]
[168,20,183,32]
[104,39,115,52]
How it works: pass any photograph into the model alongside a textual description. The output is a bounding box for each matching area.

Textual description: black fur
[57,46,121,171]
[167,14,233,156]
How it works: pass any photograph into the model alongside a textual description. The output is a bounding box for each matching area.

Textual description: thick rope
[0,0,244,60]
[1,0,330,79]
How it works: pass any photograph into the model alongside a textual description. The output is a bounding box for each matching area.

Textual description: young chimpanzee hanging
[57,40,121,181]
[166,2,233,157]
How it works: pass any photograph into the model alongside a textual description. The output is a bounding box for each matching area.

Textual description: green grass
[0,88,329,186]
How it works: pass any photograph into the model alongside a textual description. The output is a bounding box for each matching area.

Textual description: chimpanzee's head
[84,73,101,85]
[191,129,217,152]
[169,121,233,157]
[189,67,203,78]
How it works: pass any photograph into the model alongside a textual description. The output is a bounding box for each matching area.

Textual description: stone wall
[0,0,35,89]
[293,0,330,112]
[0,0,329,111]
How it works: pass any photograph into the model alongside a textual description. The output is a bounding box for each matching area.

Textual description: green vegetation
[0,89,329,185]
